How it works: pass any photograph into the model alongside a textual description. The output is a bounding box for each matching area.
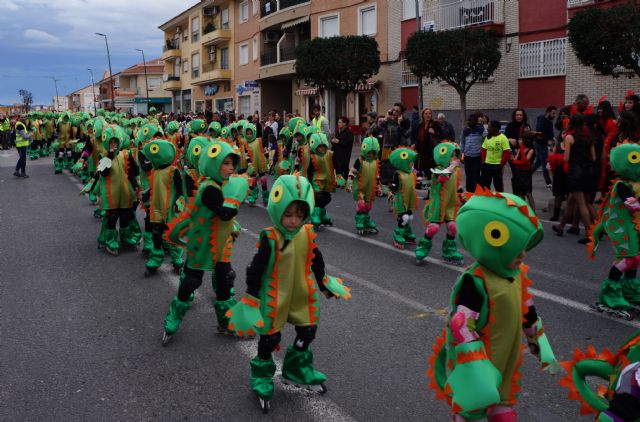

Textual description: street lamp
[135,48,151,114]
[95,32,116,110]
[88,68,97,115]
[415,0,423,111]
[49,76,60,111]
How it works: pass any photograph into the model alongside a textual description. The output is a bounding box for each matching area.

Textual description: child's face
[507,251,526,270]
[246,129,253,138]
[109,138,118,153]
[220,156,235,178]
[281,203,306,232]
[317,145,327,155]
[366,151,377,160]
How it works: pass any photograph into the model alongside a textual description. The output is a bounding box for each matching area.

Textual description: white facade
[52,96,69,112]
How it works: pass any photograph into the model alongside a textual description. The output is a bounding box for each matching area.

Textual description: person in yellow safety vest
[14,119,32,178]
[310,104,333,140]
[1,115,10,150]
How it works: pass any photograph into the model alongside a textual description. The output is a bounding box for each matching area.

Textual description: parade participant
[55,113,73,174]
[165,120,183,168]
[226,174,351,413]
[307,133,337,227]
[28,112,42,160]
[244,122,269,206]
[273,127,291,179]
[588,142,640,320]
[94,125,140,256]
[181,135,211,200]
[162,141,249,344]
[42,111,55,157]
[346,136,380,235]
[208,121,222,139]
[415,142,464,264]
[13,117,32,178]
[429,187,559,421]
[186,119,207,149]
[389,147,418,249]
[559,330,640,421]
[141,138,184,276]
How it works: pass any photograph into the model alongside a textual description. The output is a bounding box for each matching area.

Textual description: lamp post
[95,32,116,110]
[50,76,60,111]
[88,68,97,115]
[135,48,151,114]
[415,0,423,111]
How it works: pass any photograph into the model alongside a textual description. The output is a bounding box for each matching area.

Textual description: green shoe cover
[402,224,416,241]
[163,296,190,335]
[319,208,332,225]
[247,184,259,204]
[621,277,640,305]
[282,346,327,386]
[310,207,322,226]
[442,238,463,262]
[261,188,270,204]
[142,231,153,253]
[213,297,238,331]
[393,227,406,244]
[146,248,164,269]
[119,226,138,247]
[128,218,143,244]
[250,356,276,400]
[355,213,366,231]
[97,218,109,247]
[364,214,377,230]
[415,237,433,261]
[599,277,631,310]
[166,243,184,267]
[54,157,63,172]
[104,228,120,252]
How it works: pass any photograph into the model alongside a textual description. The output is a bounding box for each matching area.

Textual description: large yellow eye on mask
[483,221,510,247]
[200,123,206,129]
[400,151,409,160]
[271,185,284,203]
[628,151,640,164]
[150,144,160,154]
[362,144,368,150]
[439,146,448,155]
[102,134,107,141]
[192,145,201,156]
[208,144,221,158]
[143,127,149,136]
[310,139,316,147]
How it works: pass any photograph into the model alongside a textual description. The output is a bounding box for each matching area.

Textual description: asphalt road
[1,150,636,422]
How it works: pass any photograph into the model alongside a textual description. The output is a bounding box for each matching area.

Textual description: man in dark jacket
[331,117,354,179]
[532,106,556,188]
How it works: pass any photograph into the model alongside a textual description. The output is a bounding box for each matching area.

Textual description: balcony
[202,27,232,46]
[193,63,232,85]
[259,0,310,31]
[259,45,297,79]
[162,76,181,91]
[424,0,504,33]
[162,41,181,61]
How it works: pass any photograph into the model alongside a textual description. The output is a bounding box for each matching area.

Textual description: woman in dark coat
[331,116,354,179]
[412,107,441,174]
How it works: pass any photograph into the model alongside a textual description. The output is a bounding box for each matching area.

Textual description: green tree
[295,35,380,95]
[568,3,640,78]
[405,28,501,128]
[18,89,33,113]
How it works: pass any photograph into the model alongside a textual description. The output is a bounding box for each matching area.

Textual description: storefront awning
[354,79,379,92]
[295,88,318,96]
[282,16,310,31]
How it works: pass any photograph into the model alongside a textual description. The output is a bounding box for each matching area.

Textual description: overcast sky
[0,0,192,105]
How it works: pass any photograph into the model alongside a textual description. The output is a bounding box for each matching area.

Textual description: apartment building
[68,84,97,114]
[159,0,236,114]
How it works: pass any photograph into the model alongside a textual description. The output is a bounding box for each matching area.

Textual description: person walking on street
[532,106,557,189]
[14,117,32,178]
[331,117,354,179]
[311,104,332,139]
[460,113,486,192]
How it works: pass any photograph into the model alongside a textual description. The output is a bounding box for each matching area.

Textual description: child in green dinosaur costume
[244,123,270,206]
[226,174,351,413]
[28,113,42,160]
[347,136,380,235]
[54,113,73,173]
[165,120,183,167]
[429,187,559,422]
[588,141,640,320]
[273,127,291,179]
[141,139,184,276]
[94,125,140,255]
[559,330,640,421]
[416,142,464,264]
[162,140,249,343]
[389,147,418,249]
[307,133,337,227]
[42,111,55,156]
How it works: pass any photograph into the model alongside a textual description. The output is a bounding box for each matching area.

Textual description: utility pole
[50,76,60,111]
[415,0,423,110]
[136,48,151,114]
[88,68,97,115]
[95,33,116,110]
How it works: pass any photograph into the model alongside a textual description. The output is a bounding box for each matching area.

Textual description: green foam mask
[267,174,315,241]
[143,139,176,169]
[198,140,239,184]
[389,147,417,173]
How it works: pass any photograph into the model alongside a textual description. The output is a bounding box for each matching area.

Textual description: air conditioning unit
[264,31,277,43]
[212,6,220,14]
[203,8,213,16]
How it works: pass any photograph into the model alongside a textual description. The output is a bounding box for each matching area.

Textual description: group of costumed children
[53,108,639,418]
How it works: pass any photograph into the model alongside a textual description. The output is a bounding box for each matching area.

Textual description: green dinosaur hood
[433,142,460,168]
[288,117,305,132]
[208,121,222,138]
[185,136,210,169]
[166,121,179,134]
[101,124,128,152]
[136,123,164,148]
[610,142,640,181]
[267,174,315,241]
[189,119,207,136]
[244,123,257,142]
[198,140,239,184]
[361,136,380,160]
[389,147,417,173]
[309,133,329,155]
[143,139,176,169]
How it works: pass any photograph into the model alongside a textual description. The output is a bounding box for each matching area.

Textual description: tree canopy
[295,35,381,93]
[18,89,33,113]
[568,4,640,78]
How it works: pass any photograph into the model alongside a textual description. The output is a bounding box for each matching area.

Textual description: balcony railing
[261,0,309,18]
[426,0,503,31]
[165,75,180,81]
[163,40,179,51]
[261,45,297,66]
[202,62,216,73]
[567,0,594,7]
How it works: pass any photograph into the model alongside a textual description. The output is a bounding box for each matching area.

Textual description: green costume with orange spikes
[429,188,559,421]
[348,136,380,235]
[226,175,351,409]
[244,122,270,206]
[307,133,336,227]
[389,147,418,248]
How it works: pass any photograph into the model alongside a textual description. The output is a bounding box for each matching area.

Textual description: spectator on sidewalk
[479,120,511,192]
[532,106,556,189]
[460,112,486,192]
[331,116,354,179]
[511,134,537,212]
[437,113,455,141]
[381,103,411,185]
[548,140,568,221]
[412,107,441,175]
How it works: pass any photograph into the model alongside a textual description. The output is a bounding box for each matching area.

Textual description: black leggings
[105,209,134,230]
[315,191,331,208]
[178,262,233,302]
[257,325,317,359]
[150,222,167,249]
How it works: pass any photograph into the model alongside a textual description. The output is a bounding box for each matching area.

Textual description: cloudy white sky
[0,0,193,105]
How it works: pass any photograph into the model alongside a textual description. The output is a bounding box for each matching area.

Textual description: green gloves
[72,159,84,174]
[80,179,95,195]
[322,275,352,299]
[226,294,264,337]
[446,340,501,413]
[222,174,251,209]
[335,175,346,188]
[525,318,561,374]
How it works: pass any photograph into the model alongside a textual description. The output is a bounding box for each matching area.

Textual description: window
[240,1,249,23]
[221,47,229,69]
[519,38,567,78]
[192,53,200,78]
[401,58,419,87]
[359,5,376,36]
[253,37,258,61]
[221,8,230,29]
[191,16,200,42]
[402,0,420,21]
[252,0,258,16]
[148,77,160,89]
[183,59,189,74]
[239,95,251,115]
[239,43,249,65]
[319,14,339,38]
